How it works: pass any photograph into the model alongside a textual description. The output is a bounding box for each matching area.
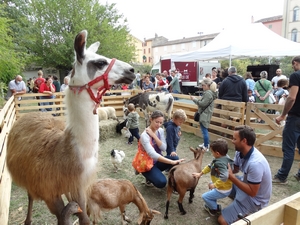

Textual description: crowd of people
[6,70,70,114]
[126,56,300,224]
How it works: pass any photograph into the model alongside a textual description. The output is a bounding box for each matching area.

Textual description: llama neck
[65,89,99,159]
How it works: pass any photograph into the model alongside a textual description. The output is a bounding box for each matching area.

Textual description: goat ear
[189,147,196,153]
[87,41,100,53]
[151,209,161,215]
[156,95,160,102]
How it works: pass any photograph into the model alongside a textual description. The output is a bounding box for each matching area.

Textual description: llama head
[71,30,135,89]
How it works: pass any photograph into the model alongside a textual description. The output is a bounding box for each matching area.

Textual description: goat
[6,30,135,225]
[116,119,128,134]
[98,106,118,121]
[164,146,205,219]
[87,178,161,225]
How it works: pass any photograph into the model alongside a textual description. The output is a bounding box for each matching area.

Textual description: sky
[98,0,285,41]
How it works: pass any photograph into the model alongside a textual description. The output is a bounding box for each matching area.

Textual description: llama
[87,178,161,225]
[6,30,135,225]
[164,146,205,219]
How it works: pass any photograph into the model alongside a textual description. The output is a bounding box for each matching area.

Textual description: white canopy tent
[161,23,300,65]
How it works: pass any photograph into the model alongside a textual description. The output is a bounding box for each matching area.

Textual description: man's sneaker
[294,174,300,182]
[204,205,218,216]
[272,176,288,185]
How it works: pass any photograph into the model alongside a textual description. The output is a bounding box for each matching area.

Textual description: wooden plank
[284,198,300,225]
[255,128,283,146]
[0,163,12,225]
[232,193,300,225]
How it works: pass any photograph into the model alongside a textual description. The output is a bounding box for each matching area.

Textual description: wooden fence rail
[0,90,299,224]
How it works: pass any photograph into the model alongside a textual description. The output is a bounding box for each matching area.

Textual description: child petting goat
[87,178,161,225]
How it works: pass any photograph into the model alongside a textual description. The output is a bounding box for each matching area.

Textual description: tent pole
[229,55,232,67]
[268,56,271,64]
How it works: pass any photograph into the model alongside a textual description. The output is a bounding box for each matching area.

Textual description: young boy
[164,109,187,156]
[248,89,255,103]
[125,103,140,145]
[192,138,233,216]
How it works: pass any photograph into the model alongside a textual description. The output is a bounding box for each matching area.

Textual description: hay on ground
[99,120,119,141]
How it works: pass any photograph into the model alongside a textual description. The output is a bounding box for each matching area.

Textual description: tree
[27,0,135,72]
[0,3,24,89]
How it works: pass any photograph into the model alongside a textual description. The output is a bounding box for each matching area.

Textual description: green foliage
[0,4,24,86]
[220,56,294,77]
[132,64,152,74]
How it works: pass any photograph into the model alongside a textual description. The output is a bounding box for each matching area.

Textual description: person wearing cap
[190,78,218,151]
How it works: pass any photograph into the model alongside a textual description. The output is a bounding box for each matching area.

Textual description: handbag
[258,80,275,104]
[132,140,154,173]
[194,111,200,122]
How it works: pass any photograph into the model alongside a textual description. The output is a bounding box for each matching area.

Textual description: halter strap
[69,58,116,114]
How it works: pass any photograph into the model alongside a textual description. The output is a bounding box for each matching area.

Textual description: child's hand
[192,172,201,178]
[208,182,215,190]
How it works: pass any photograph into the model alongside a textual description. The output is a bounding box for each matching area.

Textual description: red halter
[69,58,116,114]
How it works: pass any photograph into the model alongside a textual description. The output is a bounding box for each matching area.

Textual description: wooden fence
[0,91,299,224]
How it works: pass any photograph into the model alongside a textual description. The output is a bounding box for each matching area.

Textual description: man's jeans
[276,115,300,180]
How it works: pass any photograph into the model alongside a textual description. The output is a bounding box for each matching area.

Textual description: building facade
[255,15,283,36]
[282,0,300,42]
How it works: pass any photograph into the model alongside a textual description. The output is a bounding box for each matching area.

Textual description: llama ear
[74,30,87,65]
[87,42,100,53]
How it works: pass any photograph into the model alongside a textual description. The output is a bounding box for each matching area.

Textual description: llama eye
[94,60,108,70]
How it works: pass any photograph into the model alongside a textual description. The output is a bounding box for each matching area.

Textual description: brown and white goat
[164,146,205,219]
[87,178,161,225]
[6,30,135,225]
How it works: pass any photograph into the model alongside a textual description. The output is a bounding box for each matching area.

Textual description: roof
[255,15,283,23]
[152,33,219,47]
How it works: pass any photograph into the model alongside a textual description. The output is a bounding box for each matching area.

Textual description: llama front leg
[44,196,65,225]
[24,193,33,225]
[75,193,90,225]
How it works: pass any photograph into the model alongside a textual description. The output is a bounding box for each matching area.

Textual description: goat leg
[189,188,195,203]
[164,200,170,219]
[177,201,186,215]
[24,193,33,225]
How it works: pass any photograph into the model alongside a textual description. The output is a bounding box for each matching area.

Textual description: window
[148,57,151,63]
[164,46,168,51]
[172,45,175,50]
[181,43,185,50]
[204,40,207,46]
[292,29,298,42]
[148,48,150,54]
[192,41,197,48]
[268,25,272,29]
[293,6,299,21]
[143,49,145,54]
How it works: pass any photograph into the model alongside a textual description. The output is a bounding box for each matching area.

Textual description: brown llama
[87,179,161,225]
[164,146,205,219]
[6,30,135,225]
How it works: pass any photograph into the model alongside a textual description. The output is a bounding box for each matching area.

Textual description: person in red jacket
[39,77,55,112]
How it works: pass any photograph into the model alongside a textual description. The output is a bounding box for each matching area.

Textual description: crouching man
[218,125,272,225]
